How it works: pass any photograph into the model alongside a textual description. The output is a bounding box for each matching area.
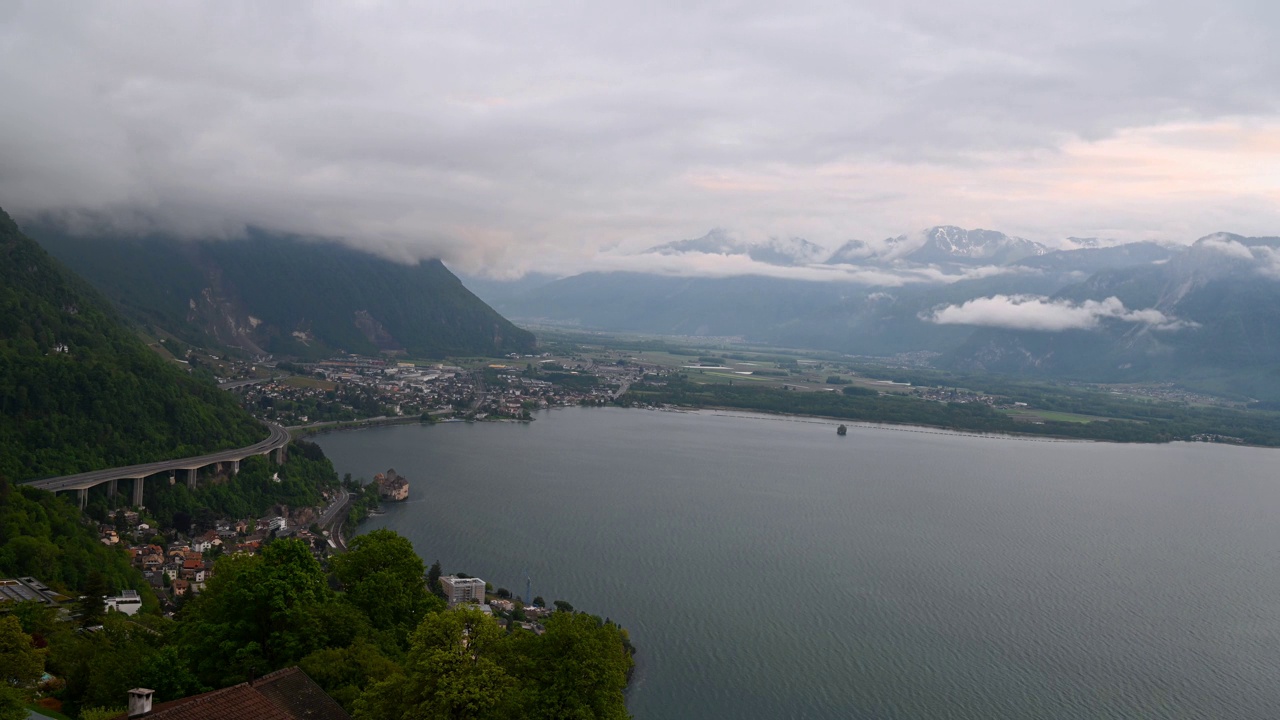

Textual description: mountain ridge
[25,226,537,359]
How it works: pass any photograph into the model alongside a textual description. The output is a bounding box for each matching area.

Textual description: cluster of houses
[242,359,483,425]
[103,509,328,607]
[479,358,662,418]
[237,352,668,426]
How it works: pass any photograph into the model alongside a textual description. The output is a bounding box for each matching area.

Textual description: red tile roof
[116,683,293,720]
[109,667,349,720]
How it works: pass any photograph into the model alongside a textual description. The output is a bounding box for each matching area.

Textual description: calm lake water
[316,407,1280,719]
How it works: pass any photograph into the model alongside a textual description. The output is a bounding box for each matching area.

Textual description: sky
[1,0,1279,278]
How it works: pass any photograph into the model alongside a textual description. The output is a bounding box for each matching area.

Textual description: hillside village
[94,498,341,613]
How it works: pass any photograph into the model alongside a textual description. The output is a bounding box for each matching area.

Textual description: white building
[105,589,142,616]
[440,575,486,605]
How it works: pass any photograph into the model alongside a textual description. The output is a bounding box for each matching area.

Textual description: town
[223,352,662,426]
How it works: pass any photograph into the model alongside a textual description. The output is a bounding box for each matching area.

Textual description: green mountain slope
[0,477,148,597]
[29,227,537,359]
[0,208,265,481]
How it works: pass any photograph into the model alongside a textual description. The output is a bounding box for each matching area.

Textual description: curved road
[23,422,291,493]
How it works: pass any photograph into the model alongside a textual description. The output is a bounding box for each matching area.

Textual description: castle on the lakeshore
[371,468,410,501]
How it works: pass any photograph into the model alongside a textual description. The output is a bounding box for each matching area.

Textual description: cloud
[0,1,1279,277]
[589,249,1028,286]
[924,294,1196,331]
[1252,246,1280,279]
[1198,236,1256,260]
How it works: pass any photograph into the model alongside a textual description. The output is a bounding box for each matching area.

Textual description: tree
[78,571,110,627]
[516,612,632,720]
[0,688,25,720]
[300,640,399,713]
[135,646,205,703]
[355,608,517,720]
[172,510,193,534]
[8,600,58,638]
[427,559,444,598]
[0,615,44,689]
[331,529,441,639]
[532,596,545,608]
[52,614,161,714]
[178,539,333,686]
[553,600,574,614]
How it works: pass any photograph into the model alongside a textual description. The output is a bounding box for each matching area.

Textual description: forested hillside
[30,226,537,359]
[0,208,265,481]
[0,479,148,598]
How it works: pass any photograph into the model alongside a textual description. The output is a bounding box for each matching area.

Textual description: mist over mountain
[638,226,1051,269]
[467,226,1280,400]
[645,229,830,267]
[27,226,536,360]
[1014,242,1179,275]
[938,233,1280,396]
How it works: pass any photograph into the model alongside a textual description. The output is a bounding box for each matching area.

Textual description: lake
[316,406,1280,719]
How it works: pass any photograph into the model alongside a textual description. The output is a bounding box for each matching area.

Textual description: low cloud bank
[1198,236,1256,260]
[924,294,1196,331]
[591,250,1023,286]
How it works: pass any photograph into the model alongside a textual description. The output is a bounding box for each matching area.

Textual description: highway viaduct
[21,422,292,510]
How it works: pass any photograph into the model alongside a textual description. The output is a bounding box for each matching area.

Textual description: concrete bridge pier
[231,459,240,475]
[273,446,286,465]
[186,467,198,489]
[132,477,144,507]
[77,488,87,510]
[108,478,118,500]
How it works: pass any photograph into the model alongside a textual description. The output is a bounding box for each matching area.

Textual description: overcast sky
[2,0,1278,277]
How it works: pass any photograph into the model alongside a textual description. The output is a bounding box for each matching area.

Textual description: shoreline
[695,406,1091,443]
[289,414,423,438]
[682,405,1274,448]
[308,402,1272,449]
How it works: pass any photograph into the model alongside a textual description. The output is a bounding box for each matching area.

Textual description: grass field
[1001,408,1107,423]
[284,375,339,391]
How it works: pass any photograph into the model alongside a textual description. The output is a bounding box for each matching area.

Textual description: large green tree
[299,640,400,713]
[48,613,180,715]
[512,612,633,720]
[0,615,45,720]
[0,615,44,689]
[178,539,335,685]
[331,529,443,641]
[77,570,109,628]
[355,607,518,720]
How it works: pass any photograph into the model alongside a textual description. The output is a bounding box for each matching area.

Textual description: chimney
[127,688,154,717]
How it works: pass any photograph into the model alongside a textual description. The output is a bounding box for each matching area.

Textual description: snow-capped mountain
[1065,236,1104,249]
[901,226,1049,265]
[825,227,1047,266]
[646,229,827,267]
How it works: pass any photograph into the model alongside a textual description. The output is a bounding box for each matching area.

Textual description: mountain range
[648,229,829,266]
[26,226,537,360]
[643,226,1051,267]
[468,226,1280,401]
